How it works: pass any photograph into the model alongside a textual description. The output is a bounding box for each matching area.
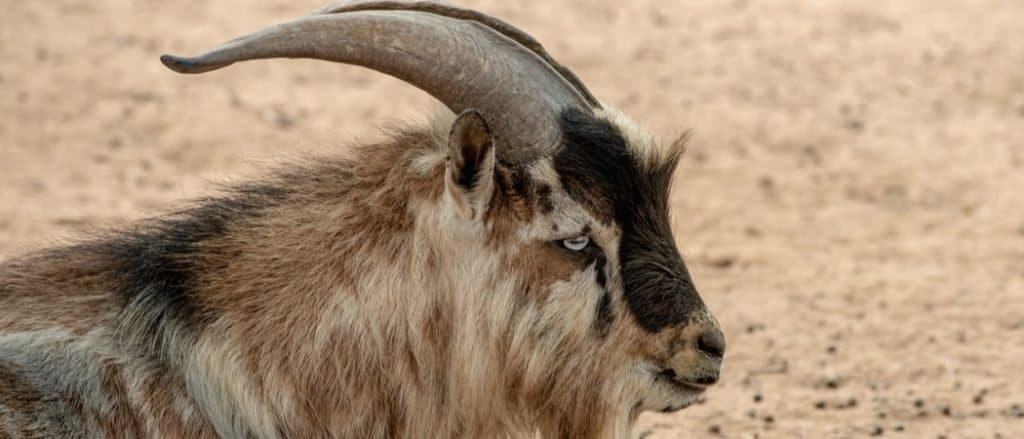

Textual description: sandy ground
[2,0,1023,437]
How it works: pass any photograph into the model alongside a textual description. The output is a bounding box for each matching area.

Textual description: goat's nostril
[697,329,726,360]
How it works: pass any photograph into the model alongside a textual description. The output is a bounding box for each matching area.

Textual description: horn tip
[160,54,211,74]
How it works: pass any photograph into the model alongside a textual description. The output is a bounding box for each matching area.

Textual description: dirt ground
[2,0,1022,437]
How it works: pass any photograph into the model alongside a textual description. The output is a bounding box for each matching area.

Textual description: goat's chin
[651,381,706,413]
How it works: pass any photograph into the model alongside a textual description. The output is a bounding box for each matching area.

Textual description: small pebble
[846,119,865,132]
[1006,403,1023,418]
[940,406,952,417]
[753,393,763,403]
[763,415,774,424]
[708,425,722,435]
[814,400,827,410]
[869,425,884,436]
[824,376,841,389]
[913,399,925,409]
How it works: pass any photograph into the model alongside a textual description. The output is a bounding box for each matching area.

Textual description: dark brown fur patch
[0,361,43,435]
[534,183,555,214]
[507,242,581,302]
[554,108,702,333]
[484,165,535,248]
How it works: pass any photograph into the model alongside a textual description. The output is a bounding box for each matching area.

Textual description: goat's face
[441,108,725,414]
[161,1,726,417]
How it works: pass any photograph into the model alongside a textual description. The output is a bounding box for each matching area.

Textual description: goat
[0,1,726,438]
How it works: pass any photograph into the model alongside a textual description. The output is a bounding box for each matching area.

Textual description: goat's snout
[691,326,725,386]
[660,318,726,389]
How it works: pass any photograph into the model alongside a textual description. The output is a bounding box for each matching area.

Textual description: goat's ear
[445,109,496,219]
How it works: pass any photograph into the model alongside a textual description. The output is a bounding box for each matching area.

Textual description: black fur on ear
[448,109,495,191]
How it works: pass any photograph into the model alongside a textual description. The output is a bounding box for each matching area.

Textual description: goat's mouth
[655,368,711,394]
[637,364,715,413]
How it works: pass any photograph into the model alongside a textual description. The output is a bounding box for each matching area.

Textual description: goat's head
[163,0,724,417]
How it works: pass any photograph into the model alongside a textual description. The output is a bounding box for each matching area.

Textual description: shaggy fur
[0,106,723,438]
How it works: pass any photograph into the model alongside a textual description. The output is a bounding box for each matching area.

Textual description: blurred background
[1,1,1022,437]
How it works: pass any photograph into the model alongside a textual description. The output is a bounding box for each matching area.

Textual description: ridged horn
[160,1,599,163]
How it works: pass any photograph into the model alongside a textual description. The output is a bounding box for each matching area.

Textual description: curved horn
[314,1,601,108]
[160,1,597,163]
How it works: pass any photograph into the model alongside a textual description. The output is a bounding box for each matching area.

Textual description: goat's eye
[562,236,590,252]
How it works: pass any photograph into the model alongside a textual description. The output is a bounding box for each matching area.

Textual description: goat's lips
[656,368,709,393]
